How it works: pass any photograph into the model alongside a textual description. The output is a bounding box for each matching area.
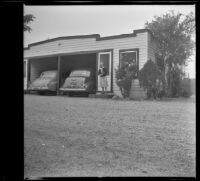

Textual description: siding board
[147,33,157,62]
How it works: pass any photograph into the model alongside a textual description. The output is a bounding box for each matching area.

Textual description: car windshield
[41,71,57,78]
[70,70,91,77]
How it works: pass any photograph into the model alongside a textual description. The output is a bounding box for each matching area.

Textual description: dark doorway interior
[60,53,96,90]
[29,57,58,82]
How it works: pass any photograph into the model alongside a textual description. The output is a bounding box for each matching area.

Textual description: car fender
[48,80,58,91]
[85,81,94,91]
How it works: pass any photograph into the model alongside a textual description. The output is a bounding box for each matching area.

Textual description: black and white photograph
[24,5,196,178]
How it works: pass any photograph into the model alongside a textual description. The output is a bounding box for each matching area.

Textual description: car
[28,70,58,94]
[59,69,96,96]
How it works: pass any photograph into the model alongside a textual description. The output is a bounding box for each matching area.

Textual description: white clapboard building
[24,29,157,98]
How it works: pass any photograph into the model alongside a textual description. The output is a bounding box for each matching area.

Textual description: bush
[166,65,184,97]
[180,78,192,97]
[138,59,162,99]
[115,62,137,98]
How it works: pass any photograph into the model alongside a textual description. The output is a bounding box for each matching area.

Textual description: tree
[168,65,184,97]
[145,11,195,97]
[115,53,137,98]
[138,59,161,99]
[24,14,35,33]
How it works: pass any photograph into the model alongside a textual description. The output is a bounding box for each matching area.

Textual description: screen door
[97,52,112,92]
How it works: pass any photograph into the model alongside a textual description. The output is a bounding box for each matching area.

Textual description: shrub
[180,78,192,97]
[166,65,184,97]
[138,59,161,99]
[115,62,137,98]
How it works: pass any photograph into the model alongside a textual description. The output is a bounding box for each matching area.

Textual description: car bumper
[28,87,55,91]
[59,88,87,92]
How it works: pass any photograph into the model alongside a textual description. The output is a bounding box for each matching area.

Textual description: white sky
[24,5,195,78]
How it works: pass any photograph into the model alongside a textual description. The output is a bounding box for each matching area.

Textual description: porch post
[57,55,61,95]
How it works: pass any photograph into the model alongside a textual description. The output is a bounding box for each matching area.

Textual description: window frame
[119,48,139,77]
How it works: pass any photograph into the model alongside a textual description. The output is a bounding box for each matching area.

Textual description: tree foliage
[145,11,195,97]
[24,14,35,33]
[115,53,138,98]
[145,11,195,66]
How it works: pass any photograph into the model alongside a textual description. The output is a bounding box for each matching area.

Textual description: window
[41,71,57,78]
[119,49,139,76]
[120,51,137,67]
[70,70,91,77]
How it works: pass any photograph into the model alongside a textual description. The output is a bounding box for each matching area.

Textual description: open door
[24,59,28,90]
[97,52,112,92]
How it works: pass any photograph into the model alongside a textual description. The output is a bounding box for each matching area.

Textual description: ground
[24,95,195,177]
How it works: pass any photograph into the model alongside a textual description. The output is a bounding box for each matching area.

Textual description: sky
[24,5,195,78]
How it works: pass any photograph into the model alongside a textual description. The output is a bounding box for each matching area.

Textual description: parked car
[28,70,58,94]
[59,69,95,96]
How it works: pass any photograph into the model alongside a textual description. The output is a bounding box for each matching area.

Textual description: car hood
[62,77,86,88]
[30,78,52,87]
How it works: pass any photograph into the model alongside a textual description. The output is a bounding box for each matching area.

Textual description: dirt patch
[24,95,195,177]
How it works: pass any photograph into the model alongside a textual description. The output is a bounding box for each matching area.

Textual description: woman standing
[98,61,108,95]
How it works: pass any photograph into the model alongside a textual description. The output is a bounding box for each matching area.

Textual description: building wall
[24,32,149,96]
[147,32,157,62]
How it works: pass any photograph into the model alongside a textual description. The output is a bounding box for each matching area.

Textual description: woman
[98,61,108,94]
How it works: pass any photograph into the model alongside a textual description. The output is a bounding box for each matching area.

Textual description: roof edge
[27,34,100,48]
[24,29,152,50]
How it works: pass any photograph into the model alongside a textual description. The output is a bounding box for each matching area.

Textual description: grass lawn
[24,95,195,177]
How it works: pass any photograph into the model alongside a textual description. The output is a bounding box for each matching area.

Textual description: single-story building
[24,29,157,98]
